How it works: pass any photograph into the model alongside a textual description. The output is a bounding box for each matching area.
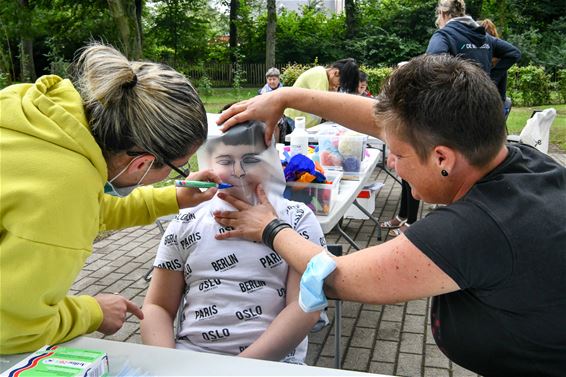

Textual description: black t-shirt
[405,144,566,376]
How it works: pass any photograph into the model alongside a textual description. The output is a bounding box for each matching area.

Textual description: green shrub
[196,74,213,97]
[0,71,9,89]
[232,63,247,100]
[508,65,551,106]
[45,38,71,78]
[361,66,393,96]
[280,62,313,86]
[48,57,71,78]
[557,69,566,104]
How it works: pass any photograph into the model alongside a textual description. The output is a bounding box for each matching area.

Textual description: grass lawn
[506,104,565,152]
[200,88,258,113]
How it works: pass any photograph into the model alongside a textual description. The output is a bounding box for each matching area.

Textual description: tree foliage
[0,0,564,87]
[0,0,116,82]
[143,0,213,66]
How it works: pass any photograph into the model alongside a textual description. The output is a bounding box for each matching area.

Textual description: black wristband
[262,219,291,251]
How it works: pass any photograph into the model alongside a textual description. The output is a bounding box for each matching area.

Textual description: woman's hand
[214,185,278,242]
[95,293,144,335]
[175,169,221,209]
[217,89,289,145]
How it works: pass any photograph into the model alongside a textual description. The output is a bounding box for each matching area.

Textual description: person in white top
[141,120,325,363]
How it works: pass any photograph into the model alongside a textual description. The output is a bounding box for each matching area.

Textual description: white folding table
[285,122,400,184]
[315,148,382,250]
[0,337,387,376]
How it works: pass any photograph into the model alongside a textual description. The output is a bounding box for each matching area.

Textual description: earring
[441,169,448,177]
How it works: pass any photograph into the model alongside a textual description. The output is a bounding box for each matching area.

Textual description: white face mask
[104,157,154,197]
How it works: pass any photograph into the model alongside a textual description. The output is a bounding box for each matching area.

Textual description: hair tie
[123,74,138,90]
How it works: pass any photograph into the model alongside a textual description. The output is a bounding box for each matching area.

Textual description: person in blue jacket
[427,0,520,104]
[380,0,525,238]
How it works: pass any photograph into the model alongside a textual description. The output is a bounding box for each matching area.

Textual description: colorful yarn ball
[342,156,361,172]
[318,138,334,150]
[338,138,363,157]
[320,150,342,166]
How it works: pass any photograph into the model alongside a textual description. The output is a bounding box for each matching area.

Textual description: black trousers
[398,180,420,224]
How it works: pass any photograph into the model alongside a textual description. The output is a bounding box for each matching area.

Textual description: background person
[379,180,419,237]
[141,120,324,363]
[381,0,524,234]
[256,68,289,142]
[358,65,414,237]
[214,54,566,376]
[258,67,283,95]
[0,42,219,354]
[427,0,520,108]
[284,58,359,129]
[380,62,420,237]
[479,18,514,119]
[357,71,373,97]
[479,18,498,38]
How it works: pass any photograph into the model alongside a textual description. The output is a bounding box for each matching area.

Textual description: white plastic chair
[144,214,177,281]
[507,108,557,154]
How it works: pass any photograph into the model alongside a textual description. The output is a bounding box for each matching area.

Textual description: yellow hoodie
[0,76,179,354]
[283,66,328,128]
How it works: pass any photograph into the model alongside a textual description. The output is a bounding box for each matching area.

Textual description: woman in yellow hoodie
[0,43,220,354]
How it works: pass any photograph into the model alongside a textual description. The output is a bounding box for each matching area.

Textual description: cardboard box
[2,345,108,377]
[344,182,384,220]
[284,171,342,215]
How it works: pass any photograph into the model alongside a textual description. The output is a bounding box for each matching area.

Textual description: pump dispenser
[289,117,309,156]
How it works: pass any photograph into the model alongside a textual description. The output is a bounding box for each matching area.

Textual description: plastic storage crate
[284,171,342,215]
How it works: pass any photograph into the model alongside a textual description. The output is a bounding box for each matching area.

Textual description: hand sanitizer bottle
[290,116,309,156]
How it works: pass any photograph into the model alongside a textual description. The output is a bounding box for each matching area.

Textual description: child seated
[141,120,326,364]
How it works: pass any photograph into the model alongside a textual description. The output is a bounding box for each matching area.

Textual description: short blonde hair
[74,42,207,165]
[436,0,466,19]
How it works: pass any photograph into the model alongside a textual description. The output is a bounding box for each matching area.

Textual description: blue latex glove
[299,250,337,312]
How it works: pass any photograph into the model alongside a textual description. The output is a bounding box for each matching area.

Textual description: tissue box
[1,345,109,377]
[284,171,342,215]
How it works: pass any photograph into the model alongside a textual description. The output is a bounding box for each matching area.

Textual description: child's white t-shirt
[153,195,326,363]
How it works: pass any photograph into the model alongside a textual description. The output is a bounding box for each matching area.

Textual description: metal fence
[183,63,286,87]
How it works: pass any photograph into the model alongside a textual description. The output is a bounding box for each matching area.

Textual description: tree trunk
[19,0,35,81]
[498,0,507,36]
[135,0,143,48]
[265,0,276,68]
[345,0,357,39]
[229,0,240,64]
[107,0,143,60]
